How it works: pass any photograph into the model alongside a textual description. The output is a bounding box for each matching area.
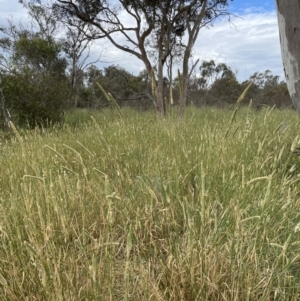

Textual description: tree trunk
[70,61,77,107]
[276,0,300,114]
[167,56,174,107]
[156,59,165,116]
[156,80,165,116]
[178,47,191,117]
[0,74,11,130]
[177,0,207,117]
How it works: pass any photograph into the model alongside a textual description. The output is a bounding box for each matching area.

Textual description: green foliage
[249,69,281,89]
[82,65,149,109]
[2,69,68,128]
[1,30,68,128]
[13,34,66,74]
[1,107,300,299]
[241,71,291,109]
[101,65,141,97]
[199,59,235,89]
[210,75,242,104]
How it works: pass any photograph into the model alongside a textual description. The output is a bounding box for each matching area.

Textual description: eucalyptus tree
[198,59,235,90]
[275,0,300,114]
[53,0,233,116]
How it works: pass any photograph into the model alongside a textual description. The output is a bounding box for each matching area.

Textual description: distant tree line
[185,60,291,109]
[76,61,291,112]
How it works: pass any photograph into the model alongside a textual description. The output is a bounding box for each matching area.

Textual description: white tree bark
[275,0,300,113]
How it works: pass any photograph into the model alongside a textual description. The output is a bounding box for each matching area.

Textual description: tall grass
[1,106,300,300]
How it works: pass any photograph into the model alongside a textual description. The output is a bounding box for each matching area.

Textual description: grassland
[1,106,300,300]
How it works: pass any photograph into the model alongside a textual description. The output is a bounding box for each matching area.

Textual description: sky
[0,0,284,82]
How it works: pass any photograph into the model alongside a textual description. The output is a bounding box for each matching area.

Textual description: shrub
[2,69,68,128]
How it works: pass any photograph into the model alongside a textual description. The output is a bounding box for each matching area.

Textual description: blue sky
[229,0,275,14]
[0,0,284,82]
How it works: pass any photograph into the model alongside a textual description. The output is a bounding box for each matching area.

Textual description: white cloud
[192,11,283,81]
[0,0,28,23]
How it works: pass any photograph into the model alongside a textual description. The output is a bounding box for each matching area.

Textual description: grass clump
[0,106,300,300]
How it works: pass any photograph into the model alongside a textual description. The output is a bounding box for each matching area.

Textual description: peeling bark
[276,0,300,113]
